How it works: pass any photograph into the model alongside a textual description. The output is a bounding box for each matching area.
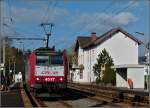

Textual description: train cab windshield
[50,55,63,65]
[36,55,63,66]
[36,56,49,65]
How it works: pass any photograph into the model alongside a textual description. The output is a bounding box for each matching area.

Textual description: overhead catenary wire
[39,1,58,48]
[3,0,20,38]
[5,24,42,37]
[100,0,115,13]
[3,23,21,37]
[14,40,43,53]
[71,0,137,37]
[6,0,44,38]
[45,1,58,23]
[40,1,53,23]
[4,21,42,38]
[40,1,58,24]
[7,0,13,23]
[3,1,53,51]
[8,37,46,53]
[67,1,123,39]
[4,0,43,37]
[85,0,116,32]
[65,0,135,51]
[88,0,137,32]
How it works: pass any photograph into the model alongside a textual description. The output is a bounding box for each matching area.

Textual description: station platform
[0,82,32,107]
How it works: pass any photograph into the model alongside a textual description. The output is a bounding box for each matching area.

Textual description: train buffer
[0,82,32,107]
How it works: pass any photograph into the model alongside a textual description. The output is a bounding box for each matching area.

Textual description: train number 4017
[45,78,55,81]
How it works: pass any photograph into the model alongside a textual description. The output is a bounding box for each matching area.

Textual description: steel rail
[68,83,148,107]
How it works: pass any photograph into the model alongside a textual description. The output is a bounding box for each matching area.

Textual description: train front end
[28,49,68,97]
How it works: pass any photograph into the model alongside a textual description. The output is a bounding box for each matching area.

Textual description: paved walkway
[0,83,24,107]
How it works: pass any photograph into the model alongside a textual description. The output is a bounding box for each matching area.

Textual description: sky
[1,0,149,56]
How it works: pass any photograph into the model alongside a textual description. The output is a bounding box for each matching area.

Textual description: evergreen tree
[93,48,115,85]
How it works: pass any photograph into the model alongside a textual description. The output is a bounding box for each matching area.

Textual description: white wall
[75,31,139,83]
[78,47,83,65]
[96,32,138,65]
[127,67,144,88]
[77,47,91,82]
[70,69,80,83]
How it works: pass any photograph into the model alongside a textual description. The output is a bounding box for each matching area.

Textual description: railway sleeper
[69,86,121,103]
[93,90,119,97]
[88,96,113,104]
[96,93,120,103]
[97,91,124,102]
[143,96,149,104]
[89,95,126,107]
[132,101,148,107]
[58,100,72,107]
[69,85,120,98]
[127,101,147,107]
[122,95,148,107]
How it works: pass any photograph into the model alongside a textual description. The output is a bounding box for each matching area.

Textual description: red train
[25,47,68,97]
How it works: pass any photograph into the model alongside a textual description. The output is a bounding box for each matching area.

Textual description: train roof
[35,47,55,51]
[34,47,63,55]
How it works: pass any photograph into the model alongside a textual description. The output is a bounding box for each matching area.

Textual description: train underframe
[31,82,67,97]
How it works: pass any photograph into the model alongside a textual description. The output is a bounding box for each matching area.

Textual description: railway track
[23,83,148,107]
[68,88,131,107]
[68,83,149,107]
[36,96,73,107]
[23,86,101,107]
[23,84,73,107]
[58,99,72,107]
[36,88,132,107]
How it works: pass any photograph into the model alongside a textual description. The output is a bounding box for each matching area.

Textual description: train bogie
[32,82,67,97]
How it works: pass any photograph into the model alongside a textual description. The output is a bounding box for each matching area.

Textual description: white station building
[70,27,145,89]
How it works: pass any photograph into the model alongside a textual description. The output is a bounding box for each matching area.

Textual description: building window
[88,51,90,62]
[92,49,94,62]
[80,69,83,79]
[89,50,91,63]
[87,51,89,62]
[83,54,84,64]
[79,56,80,64]
[81,55,83,64]
[81,55,82,64]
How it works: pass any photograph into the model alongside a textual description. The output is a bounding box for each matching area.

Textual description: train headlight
[45,78,48,81]
[60,78,63,81]
[36,77,40,81]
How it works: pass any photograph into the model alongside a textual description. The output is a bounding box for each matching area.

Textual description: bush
[93,48,116,85]
[103,66,116,85]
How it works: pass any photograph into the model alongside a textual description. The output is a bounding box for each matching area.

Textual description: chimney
[91,32,96,41]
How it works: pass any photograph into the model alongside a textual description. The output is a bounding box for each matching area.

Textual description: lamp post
[9,56,15,82]
[9,56,15,73]
[145,43,149,91]
[148,1,150,107]
[135,32,149,90]
[13,58,15,82]
[9,58,11,74]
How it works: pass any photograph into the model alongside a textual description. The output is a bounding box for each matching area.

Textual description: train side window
[36,56,49,65]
